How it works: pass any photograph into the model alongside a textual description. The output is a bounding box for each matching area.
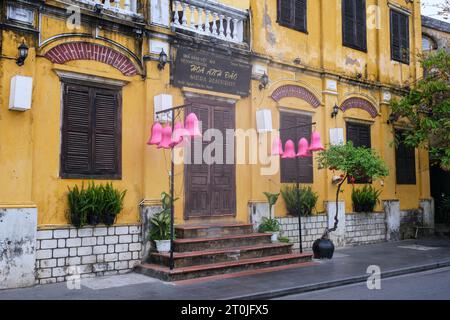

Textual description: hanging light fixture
[297,138,312,157]
[147,122,163,145]
[331,104,339,118]
[271,137,284,156]
[185,113,202,138]
[171,122,187,147]
[281,140,296,159]
[259,72,269,90]
[308,131,325,151]
[158,125,173,149]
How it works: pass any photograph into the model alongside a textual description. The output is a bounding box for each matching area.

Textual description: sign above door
[172,47,251,97]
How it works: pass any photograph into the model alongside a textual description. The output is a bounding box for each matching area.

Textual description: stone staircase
[135,222,313,281]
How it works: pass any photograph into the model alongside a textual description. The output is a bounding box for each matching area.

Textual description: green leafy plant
[281,185,318,217]
[390,49,450,170]
[67,183,88,228]
[149,192,178,241]
[278,236,290,243]
[102,183,127,226]
[263,192,280,218]
[351,185,382,213]
[258,217,281,233]
[317,142,389,238]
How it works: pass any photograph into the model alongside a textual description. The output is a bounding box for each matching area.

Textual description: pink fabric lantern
[297,138,312,157]
[147,122,163,145]
[158,125,173,149]
[308,131,325,151]
[171,122,186,147]
[271,137,284,156]
[185,113,202,138]
[281,140,296,159]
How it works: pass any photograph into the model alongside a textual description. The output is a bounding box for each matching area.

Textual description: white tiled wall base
[35,224,142,285]
[345,213,386,245]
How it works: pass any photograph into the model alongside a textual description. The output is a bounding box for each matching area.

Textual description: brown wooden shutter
[61,84,91,176]
[278,0,293,25]
[391,10,409,64]
[395,130,416,184]
[347,122,371,183]
[280,112,313,183]
[294,0,307,32]
[93,90,121,176]
[343,0,366,51]
[61,83,121,179]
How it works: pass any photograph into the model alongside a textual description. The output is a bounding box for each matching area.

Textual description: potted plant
[352,185,381,213]
[258,217,281,242]
[263,192,280,219]
[85,182,101,226]
[281,185,318,217]
[67,184,88,228]
[102,183,127,226]
[316,142,389,259]
[149,192,178,253]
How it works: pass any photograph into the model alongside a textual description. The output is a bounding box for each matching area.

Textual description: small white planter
[270,232,279,243]
[155,240,171,253]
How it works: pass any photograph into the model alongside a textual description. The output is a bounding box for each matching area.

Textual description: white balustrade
[170,0,247,44]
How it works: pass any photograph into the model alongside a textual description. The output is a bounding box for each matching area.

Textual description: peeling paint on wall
[263,1,276,47]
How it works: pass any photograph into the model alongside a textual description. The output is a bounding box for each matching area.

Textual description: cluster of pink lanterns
[147,113,202,149]
[272,131,325,158]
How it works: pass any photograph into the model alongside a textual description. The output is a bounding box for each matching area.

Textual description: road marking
[398,245,440,251]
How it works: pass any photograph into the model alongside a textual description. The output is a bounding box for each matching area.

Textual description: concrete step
[173,233,272,252]
[175,222,254,239]
[149,243,293,268]
[136,253,313,281]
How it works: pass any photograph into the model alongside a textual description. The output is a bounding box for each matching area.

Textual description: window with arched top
[422,35,437,53]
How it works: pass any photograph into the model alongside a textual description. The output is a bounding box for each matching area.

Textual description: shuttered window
[395,130,416,184]
[390,10,410,64]
[277,0,307,33]
[280,112,313,183]
[61,82,122,179]
[342,0,367,51]
[346,122,371,183]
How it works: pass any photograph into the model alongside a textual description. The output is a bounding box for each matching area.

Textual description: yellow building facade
[0,0,433,287]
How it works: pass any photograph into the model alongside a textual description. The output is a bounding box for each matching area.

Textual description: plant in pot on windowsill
[102,183,127,226]
[149,192,178,253]
[281,185,318,217]
[258,217,281,242]
[316,142,389,259]
[85,182,101,226]
[352,185,382,213]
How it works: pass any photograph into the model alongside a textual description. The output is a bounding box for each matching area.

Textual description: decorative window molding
[45,42,138,76]
[340,97,379,118]
[271,85,321,108]
[6,2,36,27]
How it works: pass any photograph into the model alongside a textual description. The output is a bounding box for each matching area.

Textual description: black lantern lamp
[259,72,269,90]
[387,112,398,125]
[16,41,29,66]
[94,3,103,14]
[158,49,168,71]
[331,104,339,118]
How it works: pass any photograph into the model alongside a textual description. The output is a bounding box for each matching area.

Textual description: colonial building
[0,0,433,288]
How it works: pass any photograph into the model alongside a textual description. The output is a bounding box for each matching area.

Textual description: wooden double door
[184,100,236,219]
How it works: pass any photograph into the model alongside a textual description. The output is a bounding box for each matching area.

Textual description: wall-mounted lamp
[331,104,339,118]
[16,41,29,66]
[158,49,168,71]
[259,72,269,90]
[387,112,398,125]
[94,3,103,14]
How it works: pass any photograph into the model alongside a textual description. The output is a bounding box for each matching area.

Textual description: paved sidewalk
[1,238,450,300]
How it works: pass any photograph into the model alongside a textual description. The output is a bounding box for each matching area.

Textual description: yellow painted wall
[0,0,430,228]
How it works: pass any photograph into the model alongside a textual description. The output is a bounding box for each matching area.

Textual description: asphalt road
[276,266,450,300]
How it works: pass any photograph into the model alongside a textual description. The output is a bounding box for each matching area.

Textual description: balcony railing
[171,0,248,44]
[71,0,141,17]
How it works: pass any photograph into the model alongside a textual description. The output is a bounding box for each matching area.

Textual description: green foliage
[317,142,389,180]
[149,192,178,241]
[390,49,450,169]
[67,182,127,228]
[351,185,382,213]
[263,192,280,216]
[278,236,290,243]
[258,217,281,233]
[280,185,318,217]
